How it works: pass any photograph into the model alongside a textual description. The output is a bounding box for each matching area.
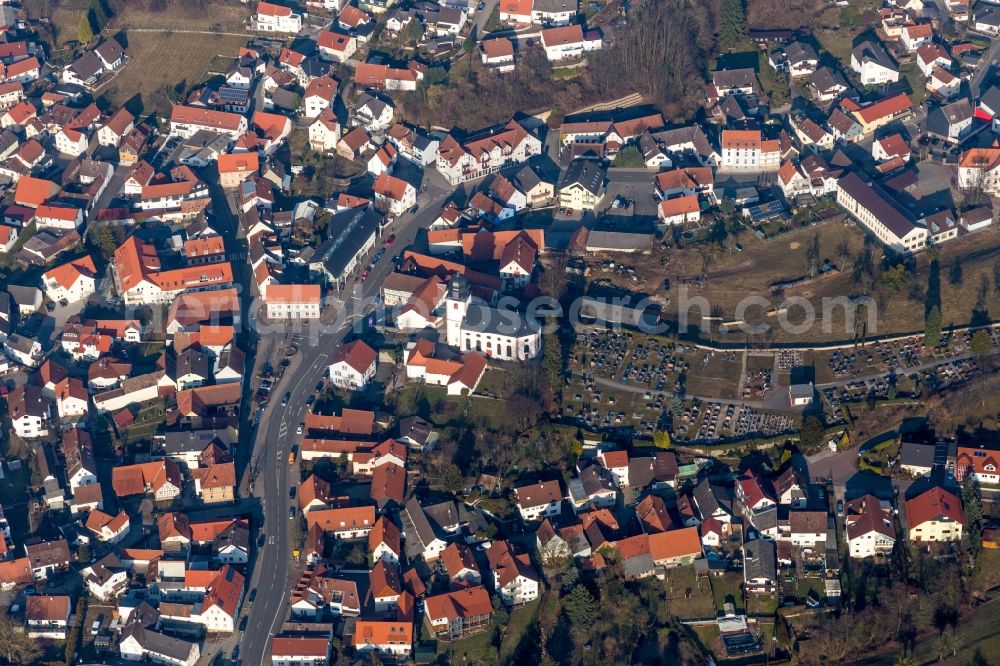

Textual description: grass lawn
[0,221,35,271]
[475,368,510,396]
[691,624,721,658]
[663,566,716,620]
[685,353,742,399]
[437,625,496,662]
[98,31,249,116]
[804,350,837,385]
[899,62,927,105]
[972,548,1000,594]
[113,4,248,31]
[34,0,88,46]
[748,593,779,616]
[711,572,745,614]
[796,577,825,603]
[499,599,540,661]
[872,597,1000,666]
[746,354,773,372]
[815,28,861,68]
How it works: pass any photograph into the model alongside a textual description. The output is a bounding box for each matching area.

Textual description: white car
[296,423,304,435]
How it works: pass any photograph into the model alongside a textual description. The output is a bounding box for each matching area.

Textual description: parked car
[288,507,296,519]
[385,234,396,246]
[296,423,304,435]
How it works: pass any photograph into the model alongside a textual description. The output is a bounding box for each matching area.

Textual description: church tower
[444,275,470,347]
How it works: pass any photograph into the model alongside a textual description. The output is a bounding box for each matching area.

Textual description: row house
[386,123,440,165]
[436,119,541,185]
[291,568,361,619]
[112,460,182,501]
[353,621,412,660]
[849,93,913,136]
[560,112,664,157]
[113,236,233,305]
[169,104,248,141]
[264,283,322,320]
[719,129,780,171]
[271,637,331,666]
[305,505,376,539]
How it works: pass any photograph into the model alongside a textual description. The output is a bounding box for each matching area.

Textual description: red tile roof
[170,104,245,131]
[218,151,259,175]
[44,255,96,289]
[854,93,913,125]
[330,339,376,374]
[425,586,492,622]
[904,487,965,528]
[541,25,585,47]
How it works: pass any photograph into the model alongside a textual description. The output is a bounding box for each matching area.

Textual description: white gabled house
[254,1,303,33]
[327,340,377,390]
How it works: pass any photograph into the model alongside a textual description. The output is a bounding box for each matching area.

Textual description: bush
[612,146,643,168]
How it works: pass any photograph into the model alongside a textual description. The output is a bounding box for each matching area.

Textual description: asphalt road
[971,32,1000,100]
[475,0,500,37]
[239,171,452,666]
